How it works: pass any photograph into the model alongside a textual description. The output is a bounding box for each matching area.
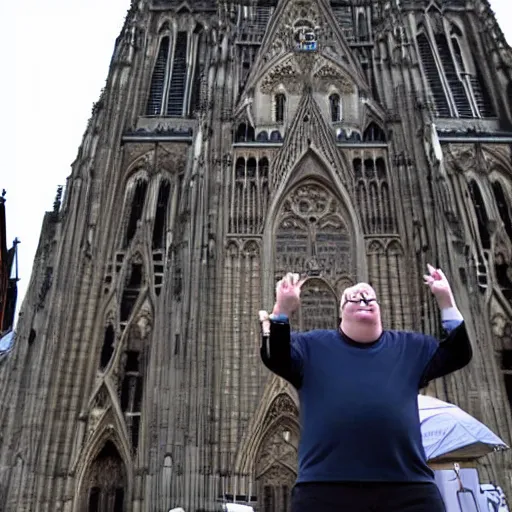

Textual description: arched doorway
[256,423,299,512]
[83,441,127,512]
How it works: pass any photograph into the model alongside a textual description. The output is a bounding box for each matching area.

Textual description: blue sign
[296,29,318,52]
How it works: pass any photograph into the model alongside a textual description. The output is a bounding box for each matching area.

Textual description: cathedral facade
[1,0,512,510]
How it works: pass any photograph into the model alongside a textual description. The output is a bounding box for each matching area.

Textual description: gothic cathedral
[1,0,512,510]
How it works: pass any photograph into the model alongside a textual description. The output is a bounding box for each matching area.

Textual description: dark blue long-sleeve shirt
[260,316,472,483]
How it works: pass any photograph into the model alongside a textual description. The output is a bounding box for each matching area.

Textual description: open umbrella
[418,394,508,461]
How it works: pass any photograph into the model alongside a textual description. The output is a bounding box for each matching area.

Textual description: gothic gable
[269,90,352,190]
[239,0,369,102]
[234,375,299,476]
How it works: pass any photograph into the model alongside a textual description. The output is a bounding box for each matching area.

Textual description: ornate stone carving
[275,182,352,282]
[256,428,298,477]
[260,54,355,96]
[260,58,301,94]
[298,279,339,331]
[86,441,127,493]
[444,145,478,175]
[266,394,298,426]
[88,387,110,437]
[313,64,354,94]
[269,92,352,190]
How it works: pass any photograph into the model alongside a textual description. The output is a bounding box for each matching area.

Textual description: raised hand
[273,272,306,317]
[423,264,456,309]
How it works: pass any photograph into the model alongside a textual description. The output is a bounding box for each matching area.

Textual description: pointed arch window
[469,180,491,250]
[492,181,512,301]
[492,181,512,241]
[125,180,148,246]
[329,93,342,122]
[417,22,494,118]
[120,263,143,322]
[259,157,269,178]
[435,34,472,118]
[417,32,451,117]
[99,325,115,370]
[357,12,369,42]
[166,32,189,116]
[275,93,286,123]
[146,37,170,116]
[146,29,203,117]
[121,349,143,452]
[152,180,171,250]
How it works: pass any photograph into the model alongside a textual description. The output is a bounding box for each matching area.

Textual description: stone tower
[1,0,512,510]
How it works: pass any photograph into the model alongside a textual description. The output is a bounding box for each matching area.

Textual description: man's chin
[354,314,380,325]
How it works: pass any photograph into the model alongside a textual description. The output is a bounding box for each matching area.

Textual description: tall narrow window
[275,93,286,123]
[417,33,451,117]
[247,158,257,178]
[167,32,188,116]
[120,264,143,322]
[235,157,245,179]
[492,181,512,241]
[152,180,171,249]
[469,181,491,250]
[126,181,148,246]
[190,28,205,115]
[99,325,115,370]
[436,35,472,117]
[358,12,368,42]
[332,4,355,42]
[146,37,170,116]
[451,28,494,118]
[471,66,495,118]
[120,350,143,452]
[259,157,269,178]
[329,93,341,122]
[353,158,362,179]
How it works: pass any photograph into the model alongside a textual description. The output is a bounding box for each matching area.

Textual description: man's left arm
[419,265,473,387]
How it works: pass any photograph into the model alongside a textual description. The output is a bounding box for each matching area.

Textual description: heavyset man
[259,265,472,512]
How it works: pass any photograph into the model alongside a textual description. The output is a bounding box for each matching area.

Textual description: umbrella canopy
[418,395,508,461]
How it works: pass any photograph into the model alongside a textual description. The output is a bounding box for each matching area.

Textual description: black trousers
[291,481,446,512]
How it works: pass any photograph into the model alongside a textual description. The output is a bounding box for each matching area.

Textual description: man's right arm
[260,315,304,389]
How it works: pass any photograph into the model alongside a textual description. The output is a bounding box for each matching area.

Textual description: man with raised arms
[259,265,472,511]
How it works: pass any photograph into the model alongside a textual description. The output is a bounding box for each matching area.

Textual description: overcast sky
[2,0,512,319]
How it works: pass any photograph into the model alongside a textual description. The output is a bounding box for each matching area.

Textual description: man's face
[340,283,381,325]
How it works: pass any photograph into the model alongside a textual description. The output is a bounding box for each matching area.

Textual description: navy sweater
[260,320,472,483]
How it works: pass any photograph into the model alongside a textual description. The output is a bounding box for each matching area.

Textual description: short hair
[340,282,376,314]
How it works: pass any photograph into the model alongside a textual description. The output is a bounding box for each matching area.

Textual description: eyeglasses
[342,292,378,308]
[344,298,378,306]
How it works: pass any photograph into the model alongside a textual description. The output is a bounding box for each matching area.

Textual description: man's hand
[423,264,456,309]
[273,273,305,317]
